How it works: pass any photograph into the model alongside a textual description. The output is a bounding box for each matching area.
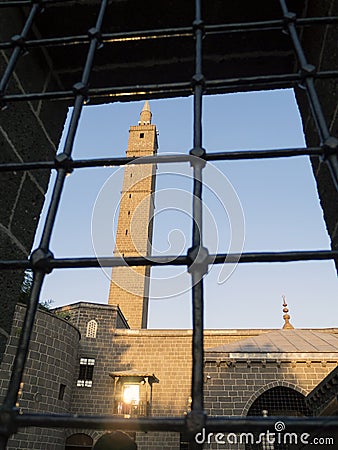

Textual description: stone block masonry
[0,7,68,362]
[0,305,80,450]
[63,305,338,450]
[108,102,158,329]
[296,0,338,270]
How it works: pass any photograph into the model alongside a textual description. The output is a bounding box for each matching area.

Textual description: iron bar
[0,147,336,173]
[187,4,207,448]
[0,0,80,6]
[39,0,108,251]
[0,0,109,447]
[279,0,338,191]
[0,0,337,447]
[2,70,338,104]
[0,2,41,97]
[8,412,338,432]
[0,250,337,272]
[1,17,338,50]
[1,272,44,409]
[0,271,45,449]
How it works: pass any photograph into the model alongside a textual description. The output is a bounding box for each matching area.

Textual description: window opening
[77,358,95,388]
[58,384,66,401]
[86,320,98,338]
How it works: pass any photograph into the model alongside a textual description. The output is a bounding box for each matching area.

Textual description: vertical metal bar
[191,164,204,414]
[2,271,44,409]
[40,0,108,250]
[188,1,206,448]
[193,0,203,152]
[0,3,41,96]
[0,271,44,450]
[279,0,338,190]
[0,1,108,448]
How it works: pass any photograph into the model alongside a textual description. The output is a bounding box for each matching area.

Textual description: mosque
[0,103,337,450]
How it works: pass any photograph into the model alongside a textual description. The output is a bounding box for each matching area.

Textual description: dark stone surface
[25,0,306,101]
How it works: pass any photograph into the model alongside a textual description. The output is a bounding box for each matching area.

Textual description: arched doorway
[245,386,310,450]
[65,433,93,450]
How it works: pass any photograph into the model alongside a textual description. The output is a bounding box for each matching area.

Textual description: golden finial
[282,295,294,330]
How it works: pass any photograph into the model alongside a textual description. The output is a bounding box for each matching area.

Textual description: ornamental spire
[139,100,152,125]
[282,295,294,330]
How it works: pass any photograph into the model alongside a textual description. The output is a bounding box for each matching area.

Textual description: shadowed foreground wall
[0,305,80,450]
[0,7,68,361]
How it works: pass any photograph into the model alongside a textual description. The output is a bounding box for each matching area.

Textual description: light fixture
[123,384,140,405]
[110,370,159,417]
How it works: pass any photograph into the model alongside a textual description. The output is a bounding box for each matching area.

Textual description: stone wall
[203,359,337,450]
[0,304,80,450]
[2,301,338,449]
[63,305,338,450]
[297,0,338,268]
[204,360,336,416]
[53,302,129,415]
[0,7,68,361]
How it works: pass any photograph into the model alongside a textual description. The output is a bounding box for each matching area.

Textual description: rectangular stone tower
[108,102,158,328]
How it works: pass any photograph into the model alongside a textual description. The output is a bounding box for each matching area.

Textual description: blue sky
[34,90,337,329]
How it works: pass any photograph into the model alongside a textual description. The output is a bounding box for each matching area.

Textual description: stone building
[1,104,337,450]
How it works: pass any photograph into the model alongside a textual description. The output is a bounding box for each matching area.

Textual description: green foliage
[53,310,72,321]
[18,269,54,311]
[18,269,33,305]
[38,299,54,311]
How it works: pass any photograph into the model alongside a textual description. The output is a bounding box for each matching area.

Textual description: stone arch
[65,433,93,449]
[241,381,309,416]
[93,431,137,450]
[65,428,98,441]
[86,319,98,338]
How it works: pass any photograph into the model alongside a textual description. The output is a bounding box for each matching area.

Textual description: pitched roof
[206,330,338,360]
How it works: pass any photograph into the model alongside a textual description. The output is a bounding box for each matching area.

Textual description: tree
[18,269,53,311]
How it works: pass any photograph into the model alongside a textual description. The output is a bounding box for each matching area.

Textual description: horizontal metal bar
[0,0,78,6]
[206,16,338,35]
[2,71,337,104]
[206,71,338,89]
[215,250,338,264]
[0,155,191,172]
[0,28,192,51]
[205,146,330,160]
[1,17,337,50]
[15,413,185,431]
[0,147,332,173]
[12,412,338,432]
[2,82,191,103]
[206,416,338,432]
[0,250,337,271]
[0,1,31,5]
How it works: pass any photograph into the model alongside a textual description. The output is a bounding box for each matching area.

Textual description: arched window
[245,387,310,450]
[65,433,93,450]
[86,319,98,338]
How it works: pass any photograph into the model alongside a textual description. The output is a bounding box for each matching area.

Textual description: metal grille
[246,388,311,450]
[0,1,338,449]
[247,387,310,417]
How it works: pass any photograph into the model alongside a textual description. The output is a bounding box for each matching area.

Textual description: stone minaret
[108,101,158,328]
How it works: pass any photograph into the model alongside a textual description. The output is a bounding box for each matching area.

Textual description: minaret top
[282,295,294,330]
[139,100,152,125]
